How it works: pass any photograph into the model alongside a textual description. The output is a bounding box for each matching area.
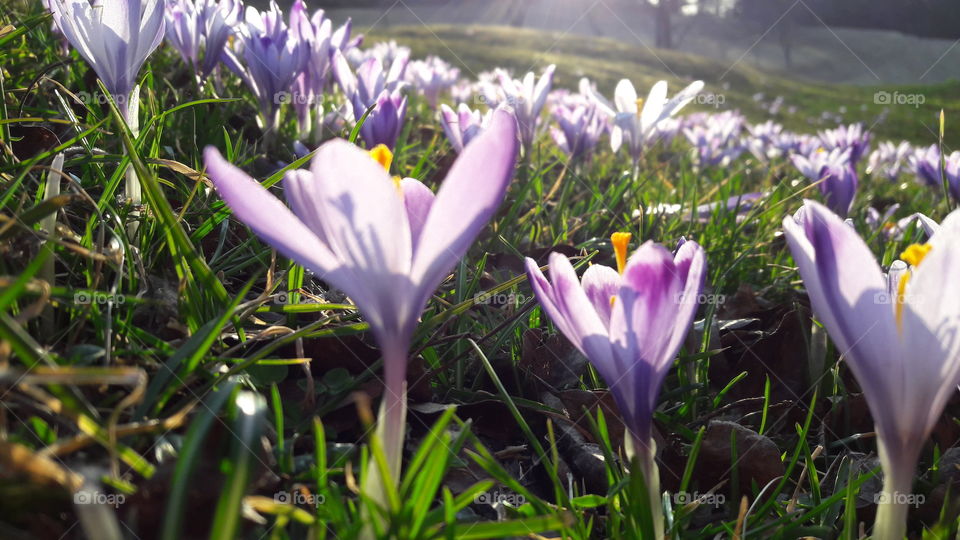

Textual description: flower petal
[580,264,620,329]
[203,147,338,276]
[410,108,518,301]
[400,177,435,252]
[307,138,413,276]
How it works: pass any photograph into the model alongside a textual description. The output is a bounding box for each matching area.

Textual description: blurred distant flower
[683,111,744,167]
[164,0,241,81]
[909,144,941,187]
[746,120,800,161]
[204,108,518,507]
[791,147,858,217]
[550,102,605,162]
[600,79,704,164]
[406,56,460,108]
[498,64,555,152]
[640,192,765,224]
[819,123,871,165]
[439,103,490,153]
[346,39,408,67]
[288,0,332,139]
[333,47,408,149]
[867,141,913,181]
[526,235,706,539]
[231,0,307,133]
[782,200,960,540]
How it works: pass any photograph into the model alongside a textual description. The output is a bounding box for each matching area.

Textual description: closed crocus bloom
[50,0,165,215]
[550,102,606,163]
[164,0,241,81]
[498,64,555,153]
[525,234,707,538]
[51,0,165,112]
[232,1,306,133]
[790,147,858,217]
[406,56,460,108]
[203,107,518,506]
[332,48,408,149]
[439,103,488,153]
[782,200,960,540]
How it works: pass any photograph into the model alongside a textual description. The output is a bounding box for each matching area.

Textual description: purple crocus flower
[782,200,960,540]
[164,0,241,81]
[909,144,941,187]
[406,56,460,108]
[333,48,408,149]
[791,148,858,217]
[819,123,871,165]
[50,0,165,209]
[602,79,704,164]
[682,112,745,168]
[550,102,606,163]
[866,141,913,181]
[746,120,800,162]
[525,235,706,538]
[498,65,555,153]
[439,103,489,153]
[203,108,518,501]
[51,0,165,117]
[287,0,332,139]
[231,1,306,133]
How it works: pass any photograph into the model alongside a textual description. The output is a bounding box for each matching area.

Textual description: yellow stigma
[634,98,644,117]
[368,144,393,172]
[368,145,403,192]
[611,232,632,274]
[900,243,931,267]
[815,147,826,154]
[895,243,932,330]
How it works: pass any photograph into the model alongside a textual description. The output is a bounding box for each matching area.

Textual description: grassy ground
[2,4,960,539]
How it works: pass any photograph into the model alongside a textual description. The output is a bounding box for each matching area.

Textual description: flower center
[368,144,402,192]
[634,98,644,117]
[895,243,932,330]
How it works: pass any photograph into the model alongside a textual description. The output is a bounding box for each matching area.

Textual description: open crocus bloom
[525,235,706,537]
[603,79,704,163]
[782,200,960,540]
[204,108,518,497]
[526,239,706,453]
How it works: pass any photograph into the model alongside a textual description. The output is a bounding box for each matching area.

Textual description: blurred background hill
[302,0,960,85]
